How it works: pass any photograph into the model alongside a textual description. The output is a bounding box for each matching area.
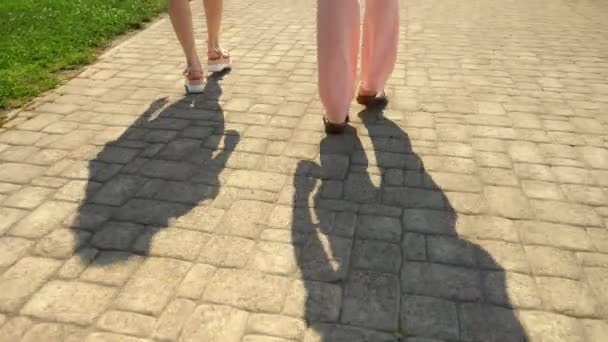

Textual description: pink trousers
[317,0,399,123]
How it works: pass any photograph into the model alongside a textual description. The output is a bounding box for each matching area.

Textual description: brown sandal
[323,116,349,135]
[356,90,388,106]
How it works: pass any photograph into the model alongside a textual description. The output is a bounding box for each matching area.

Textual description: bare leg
[168,0,202,70]
[204,0,224,58]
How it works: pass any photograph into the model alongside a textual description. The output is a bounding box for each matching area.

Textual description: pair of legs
[169,0,230,91]
[317,0,399,125]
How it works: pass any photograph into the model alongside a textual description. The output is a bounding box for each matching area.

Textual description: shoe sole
[207,63,232,73]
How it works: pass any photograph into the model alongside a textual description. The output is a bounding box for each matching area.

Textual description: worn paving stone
[0,257,62,312]
[525,245,581,279]
[80,252,143,286]
[85,332,152,342]
[283,280,342,322]
[352,239,401,273]
[0,317,33,342]
[531,199,603,227]
[96,311,156,337]
[518,311,586,342]
[218,200,272,238]
[252,241,297,275]
[203,269,289,313]
[198,235,255,267]
[0,237,33,269]
[303,323,397,342]
[484,186,533,219]
[21,323,87,342]
[115,257,190,315]
[177,263,216,299]
[341,271,400,331]
[180,304,248,342]
[21,280,117,325]
[401,261,481,301]
[247,314,306,340]
[536,277,600,317]
[152,298,196,340]
[9,201,77,238]
[133,227,209,261]
[401,295,459,340]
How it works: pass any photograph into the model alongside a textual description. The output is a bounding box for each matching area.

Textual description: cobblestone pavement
[1,0,608,341]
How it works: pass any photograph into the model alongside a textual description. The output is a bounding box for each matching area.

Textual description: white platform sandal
[184,67,205,94]
[207,49,232,73]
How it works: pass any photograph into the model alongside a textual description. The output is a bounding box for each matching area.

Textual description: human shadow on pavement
[292,104,527,341]
[72,70,237,265]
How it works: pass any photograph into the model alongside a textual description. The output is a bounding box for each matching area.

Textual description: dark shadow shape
[72,70,237,265]
[292,104,527,341]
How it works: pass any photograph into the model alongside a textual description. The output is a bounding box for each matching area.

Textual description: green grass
[0,0,167,110]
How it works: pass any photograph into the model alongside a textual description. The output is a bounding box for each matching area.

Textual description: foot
[184,67,205,94]
[208,48,232,73]
[356,90,388,106]
[323,116,349,135]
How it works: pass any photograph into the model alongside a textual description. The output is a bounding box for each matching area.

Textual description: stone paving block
[3,186,52,209]
[536,277,600,317]
[521,180,563,200]
[92,175,145,206]
[303,323,397,342]
[582,267,608,308]
[9,200,77,238]
[483,271,541,309]
[475,240,529,273]
[356,215,401,242]
[518,311,585,342]
[0,257,61,312]
[133,227,210,261]
[97,311,156,337]
[341,271,400,331]
[227,170,286,192]
[177,263,216,299]
[21,280,116,325]
[561,184,607,205]
[252,241,297,275]
[0,207,26,235]
[21,323,87,342]
[531,199,603,227]
[90,221,144,251]
[34,228,84,259]
[80,252,143,286]
[401,261,481,301]
[581,319,608,342]
[113,199,189,225]
[0,236,33,269]
[352,239,401,273]
[247,314,306,340]
[0,317,33,342]
[297,233,352,282]
[402,209,455,236]
[0,163,45,184]
[57,247,98,279]
[198,235,255,267]
[173,205,225,231]
[204,269,289,313]
[115,257,190,315]
[401,295,459,340]
[85,332,152,342]
[218,200,272,238]
[459,303,526,342]
[427,235,475,266]
[152,298,196,341]
[484,186,533,219]
[283,280,342,322]
[525,245,581,278]
[180,304,248,342]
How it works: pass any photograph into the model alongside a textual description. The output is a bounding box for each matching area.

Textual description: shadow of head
[70,69,238,265]
[292,106,527,341]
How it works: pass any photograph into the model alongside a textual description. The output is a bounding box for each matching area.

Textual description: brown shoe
[356,91,388,106]
[323,116,349,135]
